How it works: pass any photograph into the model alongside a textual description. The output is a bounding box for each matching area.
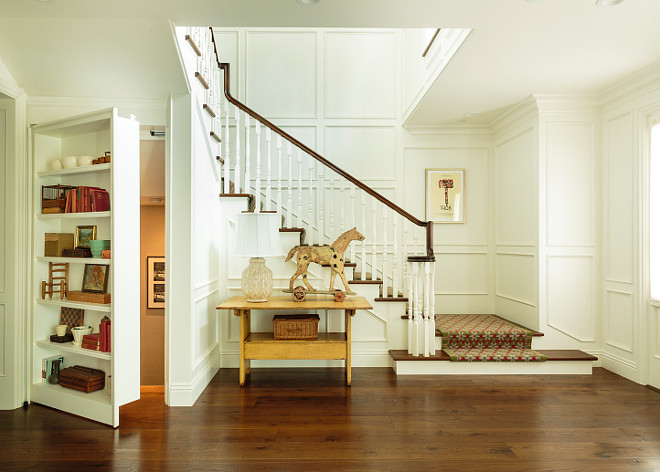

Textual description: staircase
[178,27,597,375]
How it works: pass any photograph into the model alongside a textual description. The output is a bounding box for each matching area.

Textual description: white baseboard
[598,350,640,383]
[168,347,221,406]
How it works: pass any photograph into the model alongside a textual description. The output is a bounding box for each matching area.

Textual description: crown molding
[600,59,660,110]
[533,94,601,115]
[490,95,538,137]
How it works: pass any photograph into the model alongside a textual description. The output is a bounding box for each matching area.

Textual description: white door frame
[0,81,27,410]
[642,109,660,389]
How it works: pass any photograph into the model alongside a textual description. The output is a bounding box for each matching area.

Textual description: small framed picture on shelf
[75,225,97,248]
[147,256,165,309]
[81,264,109,293]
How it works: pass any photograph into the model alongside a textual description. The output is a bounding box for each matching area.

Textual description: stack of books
[81,333,100,351]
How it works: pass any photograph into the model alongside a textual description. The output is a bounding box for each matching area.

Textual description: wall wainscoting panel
[0,107,5,294]
[434,252,488,295]
[547,255,595,342]
[605,289,634,353]
[495,127,536,246]
[403,146,489,247]
[546,122,595,247]
[246,31,318,119]
[324,31,396,119]
[495,252,536,306]
[324,126,396,180]
[194,294,219,364]
[0,305,5,376]
[605,112,634,284]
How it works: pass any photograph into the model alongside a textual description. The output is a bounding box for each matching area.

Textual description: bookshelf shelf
[37,162,111,178]
[30,108,140,427]
[36,339,111,361]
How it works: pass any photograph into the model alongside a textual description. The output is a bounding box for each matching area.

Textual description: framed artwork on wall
[147,256,165,309]
[425,168,465,223]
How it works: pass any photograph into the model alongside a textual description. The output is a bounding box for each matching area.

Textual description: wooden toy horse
[285,227,365,293]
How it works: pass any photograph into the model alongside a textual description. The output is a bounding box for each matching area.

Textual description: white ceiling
[1,0,659,126]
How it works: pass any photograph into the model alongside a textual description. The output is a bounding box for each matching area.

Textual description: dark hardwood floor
[1,367,660,471]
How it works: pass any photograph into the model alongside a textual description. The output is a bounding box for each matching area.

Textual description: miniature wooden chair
[41,262,69,299]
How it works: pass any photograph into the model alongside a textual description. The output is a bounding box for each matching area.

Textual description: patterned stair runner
[436,314,546,362]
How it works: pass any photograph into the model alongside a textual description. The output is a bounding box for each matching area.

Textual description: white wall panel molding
[246,31,318,119]
[605,112,634,285]
[352,310,387,342]
[546,255,595,342]
[404,126,492,143]
[213,30,239,97]
[0,305,5,376]
[545,121,595,247]
[605,289,635,353]
[0,107,5,294]
[491,97,537,138]
[434,252,488,295]
[193,284,219,304]
[534,95,601,114]
[324,31,396,119]
[495,126,536,247]
[495,252,536,307]
[325,126,396,180]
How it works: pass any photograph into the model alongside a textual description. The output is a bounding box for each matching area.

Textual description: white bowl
[62,155,78,169]
[72,325,92,345]
[48,159,63,171]
[78,155,93,166]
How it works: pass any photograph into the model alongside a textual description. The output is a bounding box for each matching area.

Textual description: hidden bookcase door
[30,108,140,427]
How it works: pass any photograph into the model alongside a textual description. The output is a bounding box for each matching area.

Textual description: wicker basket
[273,314,320,340]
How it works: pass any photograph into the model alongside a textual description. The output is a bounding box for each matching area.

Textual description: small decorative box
[59,365,105,393]
[49,333,74,343]
[67,290,111,304]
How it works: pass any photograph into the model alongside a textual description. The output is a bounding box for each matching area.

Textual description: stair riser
[392,360,594,375]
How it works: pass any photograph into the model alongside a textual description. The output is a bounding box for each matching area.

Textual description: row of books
[64,186,110,213]
[81,319,111,352]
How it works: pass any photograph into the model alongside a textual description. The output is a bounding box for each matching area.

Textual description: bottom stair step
[389,349,597,362]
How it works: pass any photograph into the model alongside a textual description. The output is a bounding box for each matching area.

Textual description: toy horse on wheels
[284,227,364,301]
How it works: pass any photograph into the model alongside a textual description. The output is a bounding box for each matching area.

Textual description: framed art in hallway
[425,168,465,223]
[147,256,165,309]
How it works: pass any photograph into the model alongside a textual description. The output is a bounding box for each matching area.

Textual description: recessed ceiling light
[596,0,625,6]
[296,0,321,5]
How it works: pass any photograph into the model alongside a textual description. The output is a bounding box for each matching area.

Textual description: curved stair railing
[184,27,436,357]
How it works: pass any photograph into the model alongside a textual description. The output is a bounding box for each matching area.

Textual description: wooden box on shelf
[62,248,92,258]
[44,233,74,257]
[67,290,111,304]
[59,365,105,393]
[273,314,320,340]
[42,184,77,214]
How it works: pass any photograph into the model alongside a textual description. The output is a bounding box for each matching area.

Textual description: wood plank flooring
[1,367,659,471]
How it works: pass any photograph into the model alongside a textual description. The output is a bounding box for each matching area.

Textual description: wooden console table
[216,296,373,386]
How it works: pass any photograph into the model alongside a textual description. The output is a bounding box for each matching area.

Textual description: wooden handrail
[209,28,434,258]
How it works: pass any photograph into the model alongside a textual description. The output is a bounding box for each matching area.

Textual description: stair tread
[375,297,408,302]
[389,349,597,362]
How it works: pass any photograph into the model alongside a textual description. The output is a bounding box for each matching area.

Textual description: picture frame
[147,256,165,309]
[81,264,109,293]
[75,225,97,248]
[425,169,465,223]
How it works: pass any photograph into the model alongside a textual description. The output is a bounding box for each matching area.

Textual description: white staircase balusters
[340,184,346,235]
[350,186,356,264]
[329,176,335,238]
[234,107,241,193]
[254,121,261,213]
[318,172,325,245]
[407,259,413,355]
[266,128,272,212]
[287,143,293,228]
[315,170,322,245]
[223,102,230,194]
[402,224,409,298]
[308,165,314,246]
[244,115,251,199]
[391,212,398,298]
[382,205,388,298]
[360,191,367,280]
[276,135,283,225]
[423,261,431,357]
[371,199,377,281]
[411,261,420,356]
[428,260,436,356]
[297,150,303,228]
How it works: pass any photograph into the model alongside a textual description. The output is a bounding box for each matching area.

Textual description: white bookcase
[30,108,140,427]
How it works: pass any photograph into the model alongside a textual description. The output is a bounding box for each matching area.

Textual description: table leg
[345,309,353,386]
[239,309,250,386]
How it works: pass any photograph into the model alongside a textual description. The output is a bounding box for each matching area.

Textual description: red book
[90,189,110,212]
[106,320,111,352]
[99,320,108,352]
[81,333,100,351]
